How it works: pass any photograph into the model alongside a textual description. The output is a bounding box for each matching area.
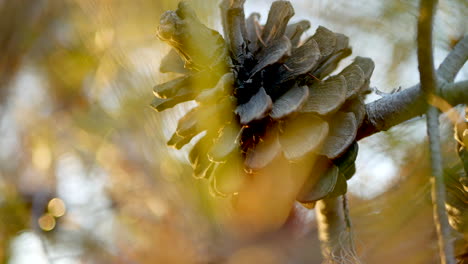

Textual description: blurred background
[0,0,466,263]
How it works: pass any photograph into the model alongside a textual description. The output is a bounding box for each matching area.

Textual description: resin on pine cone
[152,0,374,203]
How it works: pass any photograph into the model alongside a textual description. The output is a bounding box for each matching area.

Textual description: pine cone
[152,0,374,202]
[448,109,468,235]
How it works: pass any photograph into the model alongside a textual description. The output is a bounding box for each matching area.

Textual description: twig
[316,196,360,264]
[358,35,467,140]
[358,80,468,140]
[439,80,468,104]
[417,0,455,263]
[437,35,468,83]
[342,195,352,231]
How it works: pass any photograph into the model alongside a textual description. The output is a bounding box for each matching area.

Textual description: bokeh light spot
[32,142,52,171]
[47,198,66,217]
[38,214,56,231]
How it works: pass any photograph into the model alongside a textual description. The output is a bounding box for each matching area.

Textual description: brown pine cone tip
[448,110,468,235]
[152,0,374,201]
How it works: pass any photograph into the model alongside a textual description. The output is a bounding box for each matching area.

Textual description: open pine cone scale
[152,0,374,203]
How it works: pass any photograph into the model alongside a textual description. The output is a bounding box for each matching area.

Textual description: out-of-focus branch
[417,0,455,263]
[439,80,468,104]
[438,35,468,83]
[417,0,437,94]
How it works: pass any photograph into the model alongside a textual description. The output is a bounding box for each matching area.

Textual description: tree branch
[358,35,467,140]
[440,80,468,105]
[357,80,468,140]
[418,0,455,263]
[316,196,360,264]
[417,0,437,95]
[437,35,468,83]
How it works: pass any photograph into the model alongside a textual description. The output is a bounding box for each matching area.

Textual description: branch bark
[316,196,360,264]
[357,80,468,140]
[438,35,468,83]
[417,0,455,263]
[357,33,468,141]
